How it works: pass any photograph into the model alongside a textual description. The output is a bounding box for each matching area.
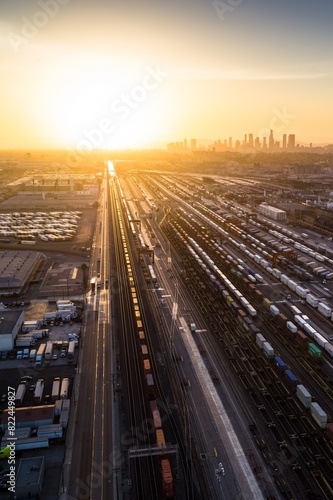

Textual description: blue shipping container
[284,369,298,386]
[274,356,286,371]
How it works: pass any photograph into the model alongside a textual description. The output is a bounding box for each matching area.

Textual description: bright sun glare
[45,65,167,150]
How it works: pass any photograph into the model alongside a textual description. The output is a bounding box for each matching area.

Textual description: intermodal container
[310,402,327,428]
[256,333,266,348]
[161,459,174,498]
[296,330,308,347]
[284,370,298,388]
[156,429,166,447]
[308,343,322,359]
[296,384,312,408]
[274,356,287,372]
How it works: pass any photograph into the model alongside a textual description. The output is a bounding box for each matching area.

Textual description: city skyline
[1,0,333,149]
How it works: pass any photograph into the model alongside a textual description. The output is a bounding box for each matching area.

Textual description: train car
[144,359,151,375]
[296,385,312,408]
[325,343,333,357]
[148,264,157,284]
[284,370,298,390]
[308,343,322,360]
[138,330,146,342]
[277,313,288,327]
[274,356,287,372]
[311,402,327,429]
[150,400,162,430]
[161,458,174,499]
[296,330,308,348]
[156,428,166,448]
[146,374,156,399]
[141,344,149,357]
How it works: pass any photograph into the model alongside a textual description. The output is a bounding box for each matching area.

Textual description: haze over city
[1,0,333,150]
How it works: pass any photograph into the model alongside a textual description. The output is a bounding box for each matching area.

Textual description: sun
[41,63,168,150]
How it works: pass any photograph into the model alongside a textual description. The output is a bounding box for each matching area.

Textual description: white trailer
[295,285,310,298]
[33,379,44,403]
[15,384,26,406]
[310,402,327,428]
[287,321,297,333]
[256,333,266,348]
[306,294,319,307]
[60,378,69,399]
[263,342,274,359]
[318,302,332,318]
[51,377,61,402]
[270,305,280,316]
[296,385,312,408]
[29,349,37,361]
[44,341,53,361]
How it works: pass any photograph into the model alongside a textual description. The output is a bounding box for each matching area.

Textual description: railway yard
[2,160,333,499]
[102,166,333,499]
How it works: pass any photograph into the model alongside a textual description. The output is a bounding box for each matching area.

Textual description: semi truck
[60,378,69,399]
[15,383,26,406]
[33,379,44,403]
[90,277,97,293]
[44,341,53,361]
[36,343,46,365]
[51,377,61,402]
[29,349,37,361]
[67,340,75,361]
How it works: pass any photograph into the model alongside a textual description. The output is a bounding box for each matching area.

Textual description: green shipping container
[308,343,322,358]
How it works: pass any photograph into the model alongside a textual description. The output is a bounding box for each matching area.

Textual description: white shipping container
[318,302,332,318]
[294,315,307,329]
[306,294,319,307]
[296,385,312,408]
[263,342,275,358]
[310,402,327,426]
[256,333,266,348]
[288,280,297,291]
[287,321,297,333]
[295,285,310,298]
[270,305,280,316]
[281,274,289,284]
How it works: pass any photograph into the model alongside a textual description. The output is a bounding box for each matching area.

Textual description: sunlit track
[110,177,161,499]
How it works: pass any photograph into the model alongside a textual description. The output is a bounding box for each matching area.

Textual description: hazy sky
[1,0,333,149]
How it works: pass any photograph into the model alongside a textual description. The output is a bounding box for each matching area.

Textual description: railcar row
[115,183,174,499]
[186,236,257,317]
[265,302,333,358]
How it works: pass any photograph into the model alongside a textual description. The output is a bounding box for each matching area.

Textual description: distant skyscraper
[248,134,254,148]
[269,129,274,149]
[288,134,296,149]
[262,137,267,149]
[228,137,232,149]
[244,134,247,145]
[255,137,260,149]
[191,138,197,150]
[184,138,187,149]
[282,134,287,149]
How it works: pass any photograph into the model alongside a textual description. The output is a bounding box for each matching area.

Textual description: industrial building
[15,456,45,499]
[258,203,287,221]
[0,309,24,350]
[0,250,42,296]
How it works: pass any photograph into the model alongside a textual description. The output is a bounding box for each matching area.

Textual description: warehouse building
[15,456,45,499]
[0,309,24,350]
[0,250,42,296]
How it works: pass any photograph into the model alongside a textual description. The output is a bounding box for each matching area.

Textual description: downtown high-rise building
[269,129,274,149]
[191,138,197,150]
[282,134,287,149]
[288,134,296,149]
